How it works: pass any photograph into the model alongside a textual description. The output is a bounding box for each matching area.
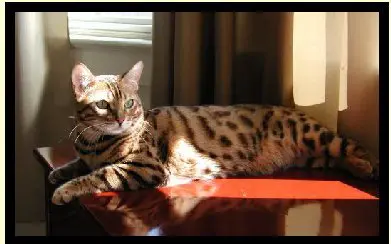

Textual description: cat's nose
[117,117,125,125]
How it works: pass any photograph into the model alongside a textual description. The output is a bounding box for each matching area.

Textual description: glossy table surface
[34,142,379,236]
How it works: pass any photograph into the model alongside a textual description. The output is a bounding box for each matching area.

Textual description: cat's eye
[124,99,134,109]
[96,100,109,109]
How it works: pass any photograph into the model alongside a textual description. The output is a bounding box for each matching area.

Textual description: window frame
[67,12,153,48]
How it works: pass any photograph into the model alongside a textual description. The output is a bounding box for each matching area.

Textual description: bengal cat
[49,61,379,205]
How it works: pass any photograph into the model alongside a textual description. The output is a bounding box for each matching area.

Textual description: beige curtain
[151,12,294,108]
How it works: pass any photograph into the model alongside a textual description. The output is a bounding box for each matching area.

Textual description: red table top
[34,142,379,236]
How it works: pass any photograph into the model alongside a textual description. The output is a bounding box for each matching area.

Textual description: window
[67,12,153,47]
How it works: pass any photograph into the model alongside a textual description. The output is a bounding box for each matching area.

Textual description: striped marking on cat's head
[71,61,145,136]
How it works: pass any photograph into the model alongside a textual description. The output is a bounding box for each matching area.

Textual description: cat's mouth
[87,120,131,135]
[105,121,132,134]
[84,116,143,136]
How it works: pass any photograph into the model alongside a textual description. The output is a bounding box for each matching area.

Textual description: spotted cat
[49,61,379,205]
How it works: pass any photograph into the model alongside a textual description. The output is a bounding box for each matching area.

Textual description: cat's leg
[51,162,166,205]
[329,137,378,180]
[48,158,91,184]
[300,128,379,180]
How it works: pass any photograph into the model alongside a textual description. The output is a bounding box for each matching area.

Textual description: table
[34,142,379,236]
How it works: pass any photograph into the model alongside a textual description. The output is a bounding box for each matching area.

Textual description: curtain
[151,12,294,108]
[291,12,350,132]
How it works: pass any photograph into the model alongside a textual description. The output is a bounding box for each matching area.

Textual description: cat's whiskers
[74,126,93,144]
[74,122,107,144]
[56,121,82,144]
[69,123,82,139]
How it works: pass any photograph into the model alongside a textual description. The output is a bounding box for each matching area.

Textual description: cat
[49,61,379,205]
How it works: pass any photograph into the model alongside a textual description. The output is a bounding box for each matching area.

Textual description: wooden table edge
[33,148,110,236]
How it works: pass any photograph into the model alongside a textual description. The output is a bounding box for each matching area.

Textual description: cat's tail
[306,129,379,181]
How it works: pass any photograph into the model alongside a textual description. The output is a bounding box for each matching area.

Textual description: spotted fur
[50,61,379,205]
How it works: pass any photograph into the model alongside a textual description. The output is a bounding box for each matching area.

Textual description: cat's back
[143,104,321,179]
[145,104,290,141]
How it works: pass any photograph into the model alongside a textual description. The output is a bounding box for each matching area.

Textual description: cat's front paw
[48,168,75,185]
[51,183,78,205]
[48,170,62,185]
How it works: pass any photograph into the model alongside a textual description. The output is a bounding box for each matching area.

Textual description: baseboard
[15,222,46,236]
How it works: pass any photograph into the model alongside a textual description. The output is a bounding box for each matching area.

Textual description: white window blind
[67,12,153,47]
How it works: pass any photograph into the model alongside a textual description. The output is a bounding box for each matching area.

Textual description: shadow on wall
[15,12,76,223]
[337,13,379,158]
[338,72,379,158]
[36,13,76,147]
[15,12,48,223]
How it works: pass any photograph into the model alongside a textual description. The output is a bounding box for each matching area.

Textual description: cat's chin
[96,121,133,135]
[103,126,132,136]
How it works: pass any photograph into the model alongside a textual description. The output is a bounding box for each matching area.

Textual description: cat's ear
[71,63,95,102]
[122,61,144,91]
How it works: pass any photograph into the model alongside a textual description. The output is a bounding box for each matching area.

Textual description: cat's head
[71,61,144,136]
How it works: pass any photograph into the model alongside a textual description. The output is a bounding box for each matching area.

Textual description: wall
[15,12,49,223]
[338,12,379,157]
[15,12,152,224]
